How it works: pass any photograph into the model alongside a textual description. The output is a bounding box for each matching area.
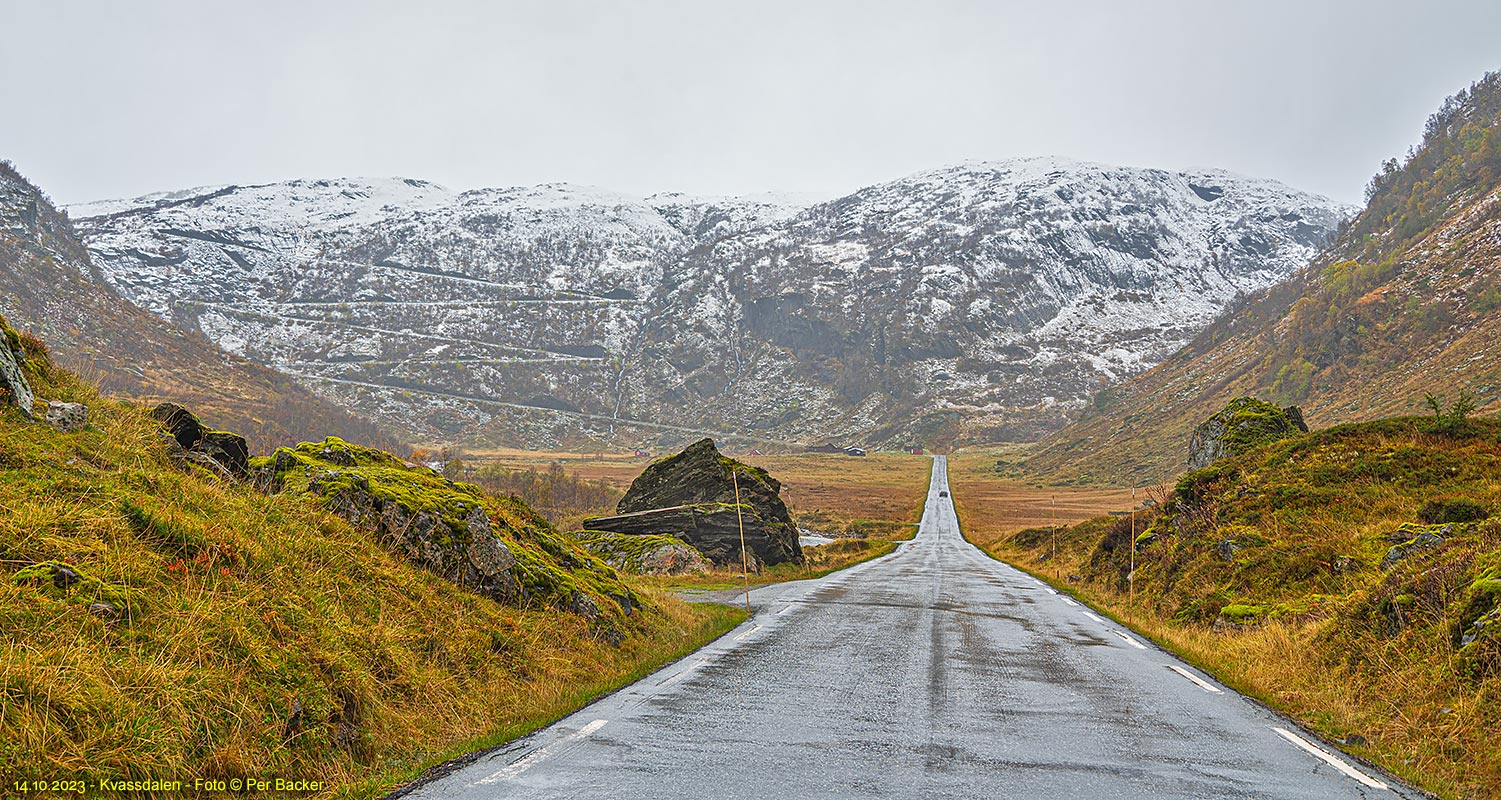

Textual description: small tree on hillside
[1423,390,1478,435]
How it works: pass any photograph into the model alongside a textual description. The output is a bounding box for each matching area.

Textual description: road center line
[1166,664,1223,693]
[1271,727,1389,790]
[1112,631,1148,650]
[777,602,798,615]
[475,719,609,784]
[734,624,763,641]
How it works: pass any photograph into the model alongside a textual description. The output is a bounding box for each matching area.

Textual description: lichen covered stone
[1186,397,1309,469]
[593,438,802,567]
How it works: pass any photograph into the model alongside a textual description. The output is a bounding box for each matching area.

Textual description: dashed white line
[656,660,706,687]
[777,602,799,615]
[1084,612,1107,625]
[1060,598,1079,607]
[1112,631,1148,650]
[1166,664,1223,693]
[734,624,763,641]
[475,719,608,783]
[1271,727,1389,790]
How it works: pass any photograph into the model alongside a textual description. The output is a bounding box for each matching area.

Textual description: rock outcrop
[255,437,632,619]
[585,438,802,568]
[1381,523,1452,570]
[150,403,250,478]
[1186,397,1309,469]
[0,322,36,417]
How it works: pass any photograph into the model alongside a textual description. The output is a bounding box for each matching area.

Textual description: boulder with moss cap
[584,438,803,568]
[1186,397,1309,469]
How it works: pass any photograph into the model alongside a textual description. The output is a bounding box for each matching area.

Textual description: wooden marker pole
[1129,485,1137,608]
[733,469,751,613]
[1051,494,1058,582]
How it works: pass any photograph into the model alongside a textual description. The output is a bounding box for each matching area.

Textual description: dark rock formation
[1186,397,1309,469]
[587,438,802,567]
[583,504,787,568]
[253,437,634,626]
[149,402,249,477]
[260,439,521,605]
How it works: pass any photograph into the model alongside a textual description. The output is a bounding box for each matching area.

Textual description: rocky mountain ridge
[0,161,401,452]
[71,157,1352,450]
[1022,72,1501,484]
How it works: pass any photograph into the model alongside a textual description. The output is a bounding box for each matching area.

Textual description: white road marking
[475,719,609,784]
[1061,598,1079,607]
[1271,727,1389,790]
[778,602,798,615]
[1112,631,1148,650]
[656,660,706,687]
[1166,664,1223,693]
[734,624,763,641]
[1084,612,1107,624]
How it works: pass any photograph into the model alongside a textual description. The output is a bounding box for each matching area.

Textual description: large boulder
[588,438,803,567]
[150,403,250,477]
[1186,397,1309,469]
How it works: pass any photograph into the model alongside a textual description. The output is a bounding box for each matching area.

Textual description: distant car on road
[939,490,949,498]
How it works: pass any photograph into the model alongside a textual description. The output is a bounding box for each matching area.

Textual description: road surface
[403,457,1417,799]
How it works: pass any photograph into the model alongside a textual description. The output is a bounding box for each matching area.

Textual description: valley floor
[397,457,1417,800]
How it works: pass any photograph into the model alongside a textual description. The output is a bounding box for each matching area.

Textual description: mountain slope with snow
[71,158,1352,449]
[0,161,402,452]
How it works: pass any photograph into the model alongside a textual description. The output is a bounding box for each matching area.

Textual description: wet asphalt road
[406,457,1417,799]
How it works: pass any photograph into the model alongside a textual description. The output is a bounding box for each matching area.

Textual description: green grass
[956,413,1501,799]
[0,323,746,798]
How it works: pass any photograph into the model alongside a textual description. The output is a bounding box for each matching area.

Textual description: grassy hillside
[957,412,1501,798]
[0,159,404,454]
[0,324,741,797]
[1022,71,1501,485]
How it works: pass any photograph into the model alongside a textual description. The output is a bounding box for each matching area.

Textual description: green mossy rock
[254,437,634,620]
[574,530,710,575]
[1186,397,1308,469]
[605,438,802,567]
[12,560,143,618]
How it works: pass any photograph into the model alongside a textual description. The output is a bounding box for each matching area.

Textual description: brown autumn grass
[464,449,932,538]
[950,420,1501,800]
[0,333,744,799]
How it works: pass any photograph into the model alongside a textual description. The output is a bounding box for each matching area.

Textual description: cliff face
[1023,73,1501,485]
[70,159,1348,450]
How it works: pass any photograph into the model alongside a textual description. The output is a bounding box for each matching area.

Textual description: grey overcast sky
[3,0,1499,206]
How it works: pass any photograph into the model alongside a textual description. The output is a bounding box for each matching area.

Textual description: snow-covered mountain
[70,157,1353,449]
